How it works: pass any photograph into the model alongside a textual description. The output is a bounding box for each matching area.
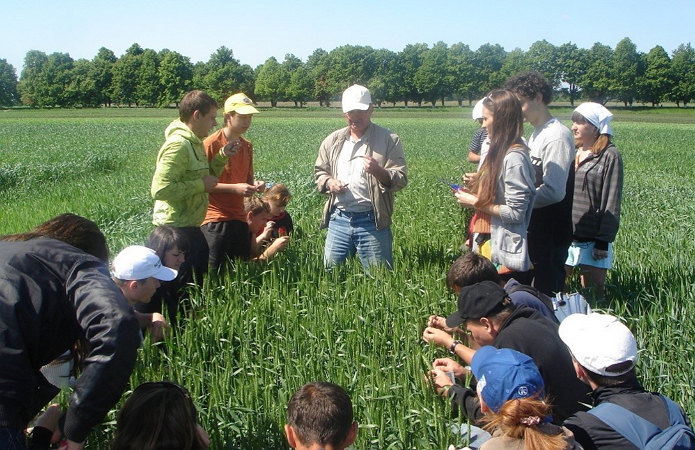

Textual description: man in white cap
[560,313,693,449]
[315,84,408,270]
[112,245,178,341]
[201,93,268,271]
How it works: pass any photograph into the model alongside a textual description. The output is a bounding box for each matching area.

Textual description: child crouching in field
[262,183,294,238]
[284,382,358,450]
[243,195,289,262]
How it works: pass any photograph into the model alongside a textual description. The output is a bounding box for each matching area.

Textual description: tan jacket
[314,123,407,230]
[480,423,582,449]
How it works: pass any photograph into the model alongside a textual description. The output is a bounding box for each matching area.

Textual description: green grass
[1,109,694,449]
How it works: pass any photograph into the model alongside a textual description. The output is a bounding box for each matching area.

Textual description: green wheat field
[1,106,694,449]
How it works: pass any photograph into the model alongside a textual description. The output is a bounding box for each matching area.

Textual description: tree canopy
[2,38,693,108]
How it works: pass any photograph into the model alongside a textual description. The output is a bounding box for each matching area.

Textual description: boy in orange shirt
[201,93,265,271]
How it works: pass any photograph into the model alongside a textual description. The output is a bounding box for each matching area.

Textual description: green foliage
[254,57,286,107]
[0,58,19,107]
[414,42,450,107]
[581,43,614,104]
[111,47,143,106]
[136,49,161,107]
[612,38,642,107]
[471,43,506,97]
[555,43,586,106]
[2,108,695,448]
[10,38,695,110]
[639,45,674,106]
[158,50,193,107]
[526,40,560,87]
[670,44,695,107]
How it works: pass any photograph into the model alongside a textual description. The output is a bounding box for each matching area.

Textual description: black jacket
[449,306,591,423]
[0,238,140,442]
[564,381,692,450]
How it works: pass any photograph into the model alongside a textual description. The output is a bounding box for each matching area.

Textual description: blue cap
[471,346,544,413]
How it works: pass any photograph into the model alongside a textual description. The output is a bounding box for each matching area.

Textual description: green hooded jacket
[151,120,227,227]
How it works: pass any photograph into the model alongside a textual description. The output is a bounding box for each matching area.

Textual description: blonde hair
[264,183,292,207]
[481,397,568,450]
[243,195,270,216]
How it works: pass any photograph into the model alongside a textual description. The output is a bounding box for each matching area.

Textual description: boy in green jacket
[150,90,237,315]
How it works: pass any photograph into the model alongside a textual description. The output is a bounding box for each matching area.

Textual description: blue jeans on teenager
[0,427,26,449]
[324,208,393,270]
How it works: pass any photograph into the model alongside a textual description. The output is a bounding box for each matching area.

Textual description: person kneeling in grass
[112,245,177,342]
[285,382,358,450]
[456,346,580,449]
[237,195,290,262]
[424,281,589,424]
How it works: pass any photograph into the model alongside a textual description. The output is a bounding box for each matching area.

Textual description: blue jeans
[324,208,393,270]
[0,427,26,450]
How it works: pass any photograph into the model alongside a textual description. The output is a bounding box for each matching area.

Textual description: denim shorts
[565,241,613,269]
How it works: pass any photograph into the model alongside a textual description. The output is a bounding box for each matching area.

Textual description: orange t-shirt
[202,129,254,224]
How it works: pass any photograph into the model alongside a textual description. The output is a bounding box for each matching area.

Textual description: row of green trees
[1,38,694,108]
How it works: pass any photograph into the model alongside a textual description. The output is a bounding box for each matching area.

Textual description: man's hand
[258,221,276,241]
[428,315,457,333]
[34,403,63,444]
[429,368,455,396]
[196,425,211,448]
[221,139,242,157]
[327,179,349,194]
[422,326,454,349]
[269,235,290,252]
[432,357,469,379]
[593,247,608,260]
[203,175,219,192]
[149,313,170,342]
[363,155,389,184]
[233,183,258,196]
[253,180,266,193]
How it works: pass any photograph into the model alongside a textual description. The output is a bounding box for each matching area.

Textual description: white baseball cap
[112,245,177,281]
[559,313,637,376]
[342,85,371,113]
[472,99,485,120]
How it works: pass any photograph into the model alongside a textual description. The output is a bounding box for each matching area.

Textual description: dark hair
[504,71,553,105]
[447,253,502,290]
[0,213,109,262]
[475,90,526,207]
[244,195,270,216]
[287,382,353,448]
[111,382,206,450]
[582,363,636,387]
[481,396,567,450]
[570,111,611,154]
[179,90,217,122]
[264,183,292,207]
[146,225,189,263]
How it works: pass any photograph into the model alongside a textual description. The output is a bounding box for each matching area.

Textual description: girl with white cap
[565,103,623,299]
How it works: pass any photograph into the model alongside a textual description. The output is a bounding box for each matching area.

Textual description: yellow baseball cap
[223,93,260,115]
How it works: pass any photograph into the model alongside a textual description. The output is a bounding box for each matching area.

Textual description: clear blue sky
[2,0,693,74]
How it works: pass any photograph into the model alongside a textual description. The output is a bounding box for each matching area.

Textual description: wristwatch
[449,340,462,355]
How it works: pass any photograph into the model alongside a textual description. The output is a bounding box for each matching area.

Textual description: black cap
[446,281,509,327]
